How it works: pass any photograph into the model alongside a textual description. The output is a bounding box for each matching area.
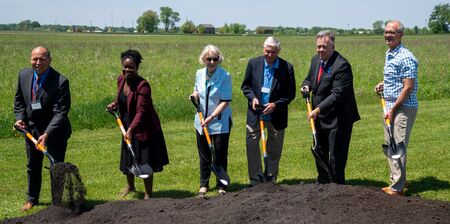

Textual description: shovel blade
[382,142,406,160]
[211,164,230,186]
[129,163,153,179]
[311,147,330,174]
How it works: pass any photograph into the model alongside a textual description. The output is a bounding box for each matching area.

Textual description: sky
[0,0,445,29]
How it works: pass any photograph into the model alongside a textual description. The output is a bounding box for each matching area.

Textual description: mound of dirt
[4,183,449,224]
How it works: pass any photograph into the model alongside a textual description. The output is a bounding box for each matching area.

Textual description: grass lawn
[1,99,449,220]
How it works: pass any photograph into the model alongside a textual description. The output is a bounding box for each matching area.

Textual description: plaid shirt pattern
[383,44,419,109]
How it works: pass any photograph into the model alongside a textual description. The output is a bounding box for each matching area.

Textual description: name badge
[261,87,270,93]
[31,101,42,110]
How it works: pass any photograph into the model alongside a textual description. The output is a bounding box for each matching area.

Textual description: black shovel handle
[106,107,120,118]
[190,95,201,112]
[13,125,27,135]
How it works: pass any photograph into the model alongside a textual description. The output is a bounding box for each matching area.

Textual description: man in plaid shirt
[374,20,418,196]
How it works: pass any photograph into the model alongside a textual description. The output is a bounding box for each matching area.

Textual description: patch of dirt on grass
[4,183,449,224]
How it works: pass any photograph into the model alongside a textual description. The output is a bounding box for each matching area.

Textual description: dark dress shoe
[21,202,35,211]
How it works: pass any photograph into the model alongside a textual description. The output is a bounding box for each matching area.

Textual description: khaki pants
[246,121,285,185]
[384,106,417,191]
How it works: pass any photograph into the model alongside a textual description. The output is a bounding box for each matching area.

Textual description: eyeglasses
[205,57,220,62]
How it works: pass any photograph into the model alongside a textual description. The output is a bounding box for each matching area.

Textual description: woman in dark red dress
[107,50,169,199]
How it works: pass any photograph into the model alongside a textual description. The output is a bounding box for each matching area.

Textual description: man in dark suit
[14,46,71,211]
[301,31,360,185]
[241,36,296,186]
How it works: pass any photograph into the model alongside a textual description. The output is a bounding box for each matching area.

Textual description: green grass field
[1,99,449,220]
[0,32,449,220]
[0,33,449,137]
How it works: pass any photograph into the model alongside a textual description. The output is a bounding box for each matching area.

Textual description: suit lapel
[314,52,337,90]
[255,57,264,98]
[36,68,53,101]
[271,65,279,94]
[312,57,321,90]
[24,70,34,102]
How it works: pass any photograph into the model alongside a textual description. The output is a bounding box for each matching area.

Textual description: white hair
[263,36,281,50]
[316,30,335,45]
[198,44,224,65]
[386,19,405,33]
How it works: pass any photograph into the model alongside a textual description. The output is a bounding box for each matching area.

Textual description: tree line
[1,4,448,35]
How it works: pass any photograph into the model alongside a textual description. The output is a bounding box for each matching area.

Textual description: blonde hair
[198,44,224,65]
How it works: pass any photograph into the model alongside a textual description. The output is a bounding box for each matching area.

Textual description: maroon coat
[115,74,162,142]
[115,74,169,172]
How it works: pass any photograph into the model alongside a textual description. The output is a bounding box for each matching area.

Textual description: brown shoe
[144,193,151,200]
[198,187,208,198]
[119,186,136,197]
[382,186,403,196]
[218,187,226,196]
[20,202,35,211]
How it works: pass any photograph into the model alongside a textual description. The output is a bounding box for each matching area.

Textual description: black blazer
[14,67,72,140]
[241,56,296,130]
[302,51,360,130]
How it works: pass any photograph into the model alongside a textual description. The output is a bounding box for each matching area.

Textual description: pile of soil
[4,183,449,224]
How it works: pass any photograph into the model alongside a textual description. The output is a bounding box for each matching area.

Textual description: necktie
[32,76,39,102]
[317,62,325,83]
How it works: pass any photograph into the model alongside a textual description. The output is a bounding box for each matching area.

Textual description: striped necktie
[32,76,40,102]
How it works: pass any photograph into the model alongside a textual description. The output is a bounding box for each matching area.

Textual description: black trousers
[315,125,353,184]
[25,133,67,203]
[196,131,230,189]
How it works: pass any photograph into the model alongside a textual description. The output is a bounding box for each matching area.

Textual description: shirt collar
[33,67,50,83]
[387,43,403,55]
[264,57,279,69]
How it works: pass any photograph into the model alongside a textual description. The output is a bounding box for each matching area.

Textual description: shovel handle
[106,108,133,145]
[198,111,213,145]
[377,92,391,126]
[190,96,212,144]
[304,94,316,133]
[259,120,267,155]
[13,125,46,152]
[379,98,391,126]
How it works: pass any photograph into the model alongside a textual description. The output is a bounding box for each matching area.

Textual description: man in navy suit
[14,46,71,211]
[301,31,360,185]
[241,36,296,186]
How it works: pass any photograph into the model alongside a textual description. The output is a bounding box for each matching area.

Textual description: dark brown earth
[4,182,450,224]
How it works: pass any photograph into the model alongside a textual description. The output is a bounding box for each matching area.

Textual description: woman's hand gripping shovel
[106,108,153,179]
[190,96,230,186]
[302,92,330,175]
[14,125,56,168]
[376,92,405,160]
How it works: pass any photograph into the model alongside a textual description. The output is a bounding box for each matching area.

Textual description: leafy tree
[181,20,196,33]
[137,10,160,33]
[218,23,230,34]
[372,20,384,34]
[197,25,206,34]
[31,21,41,29]
[18,20,32,30]
[229,23,246,34]
[413,26,419,34]
[160,6,180,32]
[428,3,450,33]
